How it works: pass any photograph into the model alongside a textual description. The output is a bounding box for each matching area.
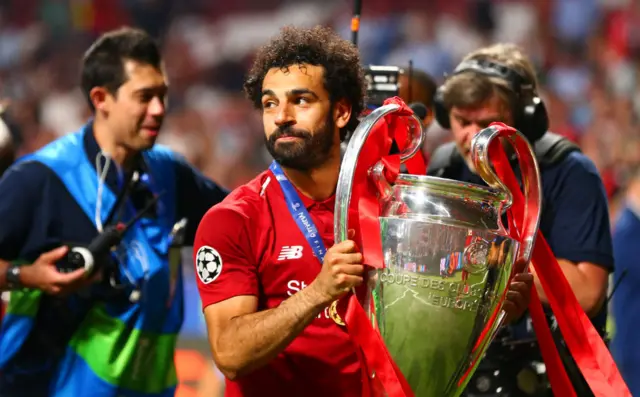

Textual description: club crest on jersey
[196,246,223,284]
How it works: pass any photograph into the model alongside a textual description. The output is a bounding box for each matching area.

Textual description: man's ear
[333,99,352,130]
[89,87,113,113]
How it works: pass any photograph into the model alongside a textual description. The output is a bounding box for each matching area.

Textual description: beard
[265,112,336,171]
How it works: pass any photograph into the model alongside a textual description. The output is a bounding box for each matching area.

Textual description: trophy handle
[334,104,425,244]
[470,125,542,267]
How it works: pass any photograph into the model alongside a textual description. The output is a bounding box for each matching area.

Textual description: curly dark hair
[244,25,366,140]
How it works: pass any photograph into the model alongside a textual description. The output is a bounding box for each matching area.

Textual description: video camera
[362,63,429,127]
[364,65,401,109]
[348,0,427,162]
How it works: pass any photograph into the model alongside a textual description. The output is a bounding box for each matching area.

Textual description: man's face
[102,60,168,152]
[448,94,511,173]
[261,64,349,171]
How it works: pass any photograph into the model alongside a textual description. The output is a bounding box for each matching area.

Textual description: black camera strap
[102,169,139,228]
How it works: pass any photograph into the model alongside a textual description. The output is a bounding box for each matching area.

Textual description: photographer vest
[0,128,183,396]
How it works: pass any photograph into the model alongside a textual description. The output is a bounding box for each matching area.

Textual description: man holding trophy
[193,26,534,396]
[428,43,613,396]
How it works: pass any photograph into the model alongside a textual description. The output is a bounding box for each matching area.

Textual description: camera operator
[427,43,612,397]
[0,27,228,397]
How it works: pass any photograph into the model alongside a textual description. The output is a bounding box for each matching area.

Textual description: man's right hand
[310,238,364,306]
[20,246,94,295]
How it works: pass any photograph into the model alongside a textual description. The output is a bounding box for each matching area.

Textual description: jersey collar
[268,168,336,211]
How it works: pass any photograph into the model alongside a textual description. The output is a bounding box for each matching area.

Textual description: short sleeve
[0,161,47,260]
[542,152,614,269]
[193,205,258,309]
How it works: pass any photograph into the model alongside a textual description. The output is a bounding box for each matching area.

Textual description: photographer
[428,43,612,396]
[0,27,228,397]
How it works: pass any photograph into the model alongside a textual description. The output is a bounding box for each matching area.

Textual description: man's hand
[502,272,533,324]
[20,246,96,295]
[309,233,364,306]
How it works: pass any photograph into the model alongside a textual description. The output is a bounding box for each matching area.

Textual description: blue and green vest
[0,128,184,396]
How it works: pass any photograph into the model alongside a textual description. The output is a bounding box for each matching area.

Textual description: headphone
[433,58,549,142]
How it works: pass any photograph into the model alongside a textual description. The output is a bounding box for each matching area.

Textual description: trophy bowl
[334,102,542,397]
[370,175,518,396]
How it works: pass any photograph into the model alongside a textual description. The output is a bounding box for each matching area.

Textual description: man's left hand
[502,272,534,323]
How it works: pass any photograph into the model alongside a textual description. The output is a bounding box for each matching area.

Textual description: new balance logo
[278,245,304,260]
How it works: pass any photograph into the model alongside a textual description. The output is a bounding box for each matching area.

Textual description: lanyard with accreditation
[270,160,391,393]
[269,161,328,263]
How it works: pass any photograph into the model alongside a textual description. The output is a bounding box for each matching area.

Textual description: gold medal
[329,300,345,326]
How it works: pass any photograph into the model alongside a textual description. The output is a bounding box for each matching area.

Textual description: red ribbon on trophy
[486,122,631,397]
[339,97,630,397]
[342,96,415,397]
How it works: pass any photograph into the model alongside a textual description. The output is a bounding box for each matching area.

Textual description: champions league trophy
[334,103,542,396]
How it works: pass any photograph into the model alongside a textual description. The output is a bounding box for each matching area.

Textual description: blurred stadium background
[0,0,638,395]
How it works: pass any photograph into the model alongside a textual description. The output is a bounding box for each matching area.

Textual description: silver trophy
[334,103,542,396]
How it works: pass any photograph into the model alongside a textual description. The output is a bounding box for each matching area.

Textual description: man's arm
[538,152,613,317]
[0,162,87,292]
[174,156,229,245]
[0,161,41,260]
[0,161,41,291]
[204,287,328,380]
[194,206,363,379]
[530,259,608,317]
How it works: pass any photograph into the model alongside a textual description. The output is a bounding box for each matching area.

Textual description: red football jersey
[193,170,362,397]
